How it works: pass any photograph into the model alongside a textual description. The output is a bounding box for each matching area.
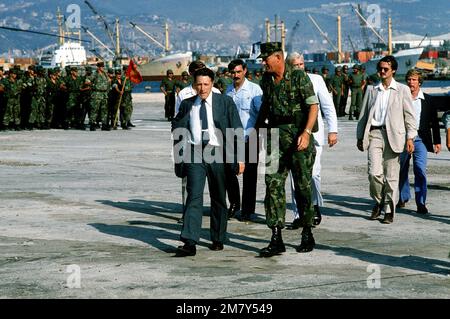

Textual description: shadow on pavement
[92,199,270,254]
[318,244,450,276]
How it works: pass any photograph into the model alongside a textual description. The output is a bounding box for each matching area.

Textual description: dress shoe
[417,204,429,215]
[260,227,286,257]
[313,205,322,226]
[381,213,394,224]
[175,244,196,257]
[127,121,136,127]
[227,203,240,219]
[370,203,382,220]
[290,218,303,230]
[209,241,224,251]
[296,227,315,253]
[348,116,354,120]
[396,200,406,208]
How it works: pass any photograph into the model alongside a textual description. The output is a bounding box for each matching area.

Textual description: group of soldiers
[0,61,134,132]
[319,64,380,120]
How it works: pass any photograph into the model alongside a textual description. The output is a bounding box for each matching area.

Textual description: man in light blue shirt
[225,59,263,221]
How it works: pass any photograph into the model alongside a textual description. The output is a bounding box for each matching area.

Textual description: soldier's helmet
[257,42,283,59]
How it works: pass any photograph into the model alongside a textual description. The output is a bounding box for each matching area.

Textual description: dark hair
[228,59,247,72]
[377,55,398,72]
[188,60,206,75]
[193,67,215,82]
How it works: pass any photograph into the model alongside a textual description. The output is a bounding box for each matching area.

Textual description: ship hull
[138,52,192,81]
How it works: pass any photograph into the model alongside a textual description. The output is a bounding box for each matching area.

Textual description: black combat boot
[260,227,286,257]
[296,226,315,253]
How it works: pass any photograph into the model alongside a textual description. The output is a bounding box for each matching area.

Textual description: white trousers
[290,145,323,219]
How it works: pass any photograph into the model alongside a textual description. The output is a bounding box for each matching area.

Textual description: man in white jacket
[287,52,338,228]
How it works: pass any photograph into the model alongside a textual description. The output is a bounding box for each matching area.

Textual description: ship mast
[388,17,393,55]
[165,22,170,53]
[337,14,342,63]
[115,18,121,57]
[57,7,64,46]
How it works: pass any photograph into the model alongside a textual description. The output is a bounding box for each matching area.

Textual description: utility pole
[57,7,64,45]
[115,18,120,57]
[388,17,393,55]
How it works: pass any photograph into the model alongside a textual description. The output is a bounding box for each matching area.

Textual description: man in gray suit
[357,56,417,224]
[172,67,245,256]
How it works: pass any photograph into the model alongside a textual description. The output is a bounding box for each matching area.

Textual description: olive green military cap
[97,61,105,67]
[70,66,78,71]
[115,69,121,75]
[181,71,189,76]
[335,66,342,72]
[353,64,360,70]
[257,42,283,59]
[107,68,114,74]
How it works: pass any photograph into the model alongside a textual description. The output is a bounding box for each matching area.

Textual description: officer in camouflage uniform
[160,69,176,121]
[64,66,84,129]
[348,64,365,120]
[29,66,47,129]
[106,68,116,128]
[2,68,22,130]
[79,66,94,130]
[20,65,35,129]
[89,61,110,131]
[329,66,344,116]
[256,42,319,257]
[45,68,59,128]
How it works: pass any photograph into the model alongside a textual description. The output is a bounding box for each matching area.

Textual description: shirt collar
[376,77,398,91]
[417,89,425,100]
[195,91,213,105]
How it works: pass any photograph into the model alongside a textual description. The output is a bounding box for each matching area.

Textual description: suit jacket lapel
[212,93,222,129]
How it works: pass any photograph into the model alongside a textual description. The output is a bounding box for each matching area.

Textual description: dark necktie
[200,99,209,144]
[200,99,208,130]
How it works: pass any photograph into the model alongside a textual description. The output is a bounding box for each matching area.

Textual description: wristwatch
[304,128,312,135]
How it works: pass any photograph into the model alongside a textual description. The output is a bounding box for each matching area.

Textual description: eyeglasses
[377,67,391,72]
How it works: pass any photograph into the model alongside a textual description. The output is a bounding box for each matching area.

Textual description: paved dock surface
[1,93,449,299]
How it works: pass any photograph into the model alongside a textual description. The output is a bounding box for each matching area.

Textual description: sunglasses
[377,67,391,72]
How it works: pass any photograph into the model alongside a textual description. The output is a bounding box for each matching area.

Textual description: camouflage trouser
[120,93,132,126]
[44,101,55,126]
[29,96,46,125]
[264,124,316,228]
[350,88,363,116]
[3,97,21,126]
[89,91,108,126]
[66,93,81,126]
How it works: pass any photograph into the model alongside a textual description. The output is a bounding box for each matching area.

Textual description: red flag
[126,59,143,84]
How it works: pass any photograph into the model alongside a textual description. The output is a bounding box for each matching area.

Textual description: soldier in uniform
[79,66,94,130]
[45,68,59,128]
[256,42,319,256]
[21,65,35,129]
[339,65,350,117]
[2,68,22,130]
[29,66,47,129]
[175,71,191,93]
[64,66,84,129]
[329,66,344,116]
[160,69,176,121]
[90,61,110,131]
[348,64,366,120]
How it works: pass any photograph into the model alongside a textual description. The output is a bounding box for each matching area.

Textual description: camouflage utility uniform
[260,66,318,229]
[90,70,110,129]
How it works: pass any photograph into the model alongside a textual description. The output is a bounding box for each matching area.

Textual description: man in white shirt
[357,55,417,224]
[225,59,263,222]
[286,52,338,228]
